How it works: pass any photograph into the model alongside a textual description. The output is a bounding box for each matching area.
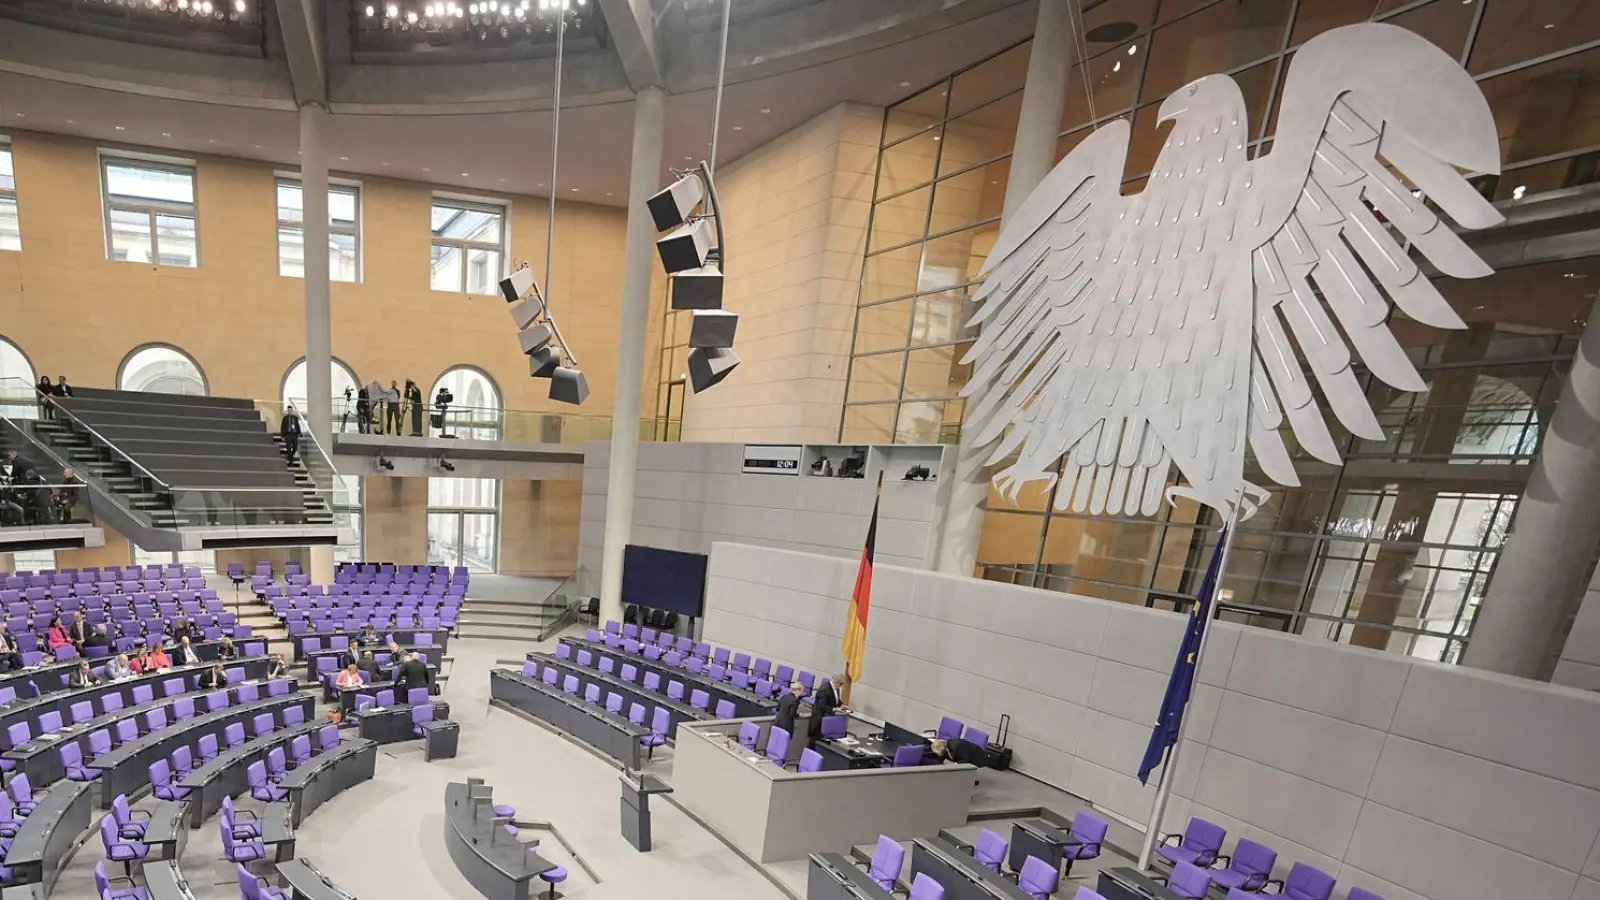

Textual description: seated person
[0,623,23,671]
[334,663,365,691]
[84,624,110,651]
[129,646,154,674]
[146,644,172,671]
[356,650,381,682]
[106,653,135,681]
[265,653,289,680]
[215,636,237,661]
[197,663,229,690]
[170,616,194,643]
[930,737,989,767]
[358,622,380,645]
[45,616,71,651]
[174,636,202,668]
[69,660,101,688]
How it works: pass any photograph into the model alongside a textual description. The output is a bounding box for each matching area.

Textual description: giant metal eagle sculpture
[962,23,1505,520]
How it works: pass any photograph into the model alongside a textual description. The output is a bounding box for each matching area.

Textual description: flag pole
[1136,485,1245,870]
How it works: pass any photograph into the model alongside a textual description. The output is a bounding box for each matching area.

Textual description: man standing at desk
[807,675,844,749]
[396,651,431,696]
[773,681,803,737]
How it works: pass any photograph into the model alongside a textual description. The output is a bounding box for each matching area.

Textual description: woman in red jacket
[45,616,71,652]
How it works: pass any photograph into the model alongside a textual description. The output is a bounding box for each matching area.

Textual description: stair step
[455,618,547,631]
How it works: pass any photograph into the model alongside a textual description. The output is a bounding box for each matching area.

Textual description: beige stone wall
[678,102,883,442]
[361,476,429,563]
[0,130,637,413]
[497,479,582,577]
[55,518,135,569]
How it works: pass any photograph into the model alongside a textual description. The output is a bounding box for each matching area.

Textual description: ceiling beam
[597,0,662,91]
[271,0,327,106]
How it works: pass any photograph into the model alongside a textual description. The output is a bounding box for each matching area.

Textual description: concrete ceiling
[0,0,1041,203]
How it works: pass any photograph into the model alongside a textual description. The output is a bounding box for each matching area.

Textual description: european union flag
[1137,527,1229,785]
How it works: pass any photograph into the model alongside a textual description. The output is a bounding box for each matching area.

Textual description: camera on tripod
[431,387,454,436]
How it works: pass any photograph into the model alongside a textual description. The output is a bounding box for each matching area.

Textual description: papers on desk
[835,736,860,746]
[37,732,60,741]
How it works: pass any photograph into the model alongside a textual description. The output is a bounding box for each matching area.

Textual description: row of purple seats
[557,648,740,720]
[0,581,210,606]
[2,564,202,586]
[263,585,466,603]
[861,833,1069,900]
[520,660,669,758]
[351,686,434,711]
[583,627,811,700]
[1158,818,1382,900]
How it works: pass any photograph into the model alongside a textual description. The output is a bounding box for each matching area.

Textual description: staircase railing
[536,566,594,641]
[251,401,351,523]
[0,377,174,492]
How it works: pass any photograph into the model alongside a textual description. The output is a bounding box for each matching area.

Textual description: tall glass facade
[840,0,1600,662]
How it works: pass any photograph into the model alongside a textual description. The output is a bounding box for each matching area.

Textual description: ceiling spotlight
[364,4,374,15]
[177,0,188,8]
[234,0,245,10]
[437,457,456,472]
[115,125,126,131]
[386,3,398,16]
[161,131,171,137]
[376,455,395,471]
[406,10,417,22]
[1512,184,1527,200]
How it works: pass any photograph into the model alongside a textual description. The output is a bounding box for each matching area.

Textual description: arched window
[281,358,360,421]
[118,344,207,395]
[430,366,501,440]
[0,336,35,398]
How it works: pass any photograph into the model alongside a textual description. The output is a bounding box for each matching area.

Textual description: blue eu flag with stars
[1137,527,1228,786]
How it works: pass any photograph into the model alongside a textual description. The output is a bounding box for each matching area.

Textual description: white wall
[702,541,1600,900]
[578,441,946,578]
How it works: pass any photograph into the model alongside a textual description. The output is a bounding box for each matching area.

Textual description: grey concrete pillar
[1465,295,1600,679]
[300,102,333,453]
[935,0,1073,575]
[598,86,666,625]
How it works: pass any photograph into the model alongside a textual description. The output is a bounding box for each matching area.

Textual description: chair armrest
[129,809,153,820]
[1159,833,1182,847]
[234,807,259,821]
[1214,854,1232,869]
[1263,880,1284,894]
[1150,874,1170,888]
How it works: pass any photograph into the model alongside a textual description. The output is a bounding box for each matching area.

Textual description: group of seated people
[0,453,83,527]
[56,638,286,689]
[327,637,435,695]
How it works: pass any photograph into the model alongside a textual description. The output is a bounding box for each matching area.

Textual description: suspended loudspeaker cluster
[648,162,738,393]
[500,265,590,405]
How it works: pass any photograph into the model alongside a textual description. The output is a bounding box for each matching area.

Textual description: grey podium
[619,769,673,852]
[444,780,560,900]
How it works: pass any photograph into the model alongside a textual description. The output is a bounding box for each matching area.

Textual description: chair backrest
[765,726,790,766]
[599,657,614,674]
[319,723,339,750]
[909,872,945,900]
[522,661,537,678]
[149,758,172,785]
[737,721,760,749]
[412,705,435,725]
[89,728,112,756]
[605,693,623,715]
[1283,864,1336,900]
[667,681,684,701]
[1184,818,1227,862]
[643,672,660,692]
[225,722,246,746]
[1230,838,1277,880]
[584,684,601,705]
[146,707,168,731]
[974,829,1008,869]
[1344,890,1384,900]
[798,748,824,772]
[937,716,963,740]
[562,675,578,694]
[39,711,62,733]
[1017,856,1059,898]
[689,689,709,710]
[621,664,637,682]
[1071,810,1109,848]
[252,713,273,736]
[962,726,989,749]
[869,835,905,888]
[1169,862,1214,900]
[821,715,848,738]
[543,668,559,687]
[291,734,312,761]
[892,744,923,767]
[99,814,121,851]
[199,734,219,758]
[59,741,82,767]
[70,700,93,723]
[651,706,670,736]
[628,703,646,726]
[174,697,195,720]
[714,699,735,719]
[247,760,268,786]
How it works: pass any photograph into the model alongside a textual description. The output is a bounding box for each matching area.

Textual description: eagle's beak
[1157,94,1187,125]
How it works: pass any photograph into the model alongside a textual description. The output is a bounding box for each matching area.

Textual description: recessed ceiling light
[732,125,742,131]
[65,119,74,124]
[606,192,613,196]
[114,125,125,131]
[461,172,469,177]
[208,139,216,143]
[381,161,390,166]
[498,178,507,183]
[422,167,431,172]
[1128,44,1138,55]
[537,183,545,188]
[161,132,172,138]
[12,113,21,119]
[1544,22,1555,28]
[340,156,349,161]
[760,108,771,114]
[570,187,579,192]
[684,156,693,161]
[933,136,941,141]
[899,81,910,87]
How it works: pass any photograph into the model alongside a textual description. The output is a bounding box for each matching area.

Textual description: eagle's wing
[1241,23,1504,484]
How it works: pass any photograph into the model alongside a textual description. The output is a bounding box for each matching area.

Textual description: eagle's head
[1157,75,1241,125]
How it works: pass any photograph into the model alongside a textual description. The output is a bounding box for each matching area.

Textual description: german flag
[842,486,879,684]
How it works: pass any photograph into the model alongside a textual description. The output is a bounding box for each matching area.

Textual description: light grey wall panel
[700,541,1600,900]
[1344,801,1580,900]
[1573,877,1600,900]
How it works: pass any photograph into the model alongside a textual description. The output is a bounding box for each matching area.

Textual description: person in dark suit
[197,663,229,690]
[280,404,303,464]
[385,380,403,435]
[807,676,843,749]
[171,616,194,644]
[68,610,89,652]
[772,680,803,738]
[395,652,431,695]
[339,641,363,672]
[405,379,424,436]
[84,625,110,652]
[356,649,381,683]
[931,737,988,767]
[175,636,202,668]
[69,660,101,689]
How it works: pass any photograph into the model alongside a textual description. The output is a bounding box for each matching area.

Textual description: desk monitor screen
[882,722,927,746]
